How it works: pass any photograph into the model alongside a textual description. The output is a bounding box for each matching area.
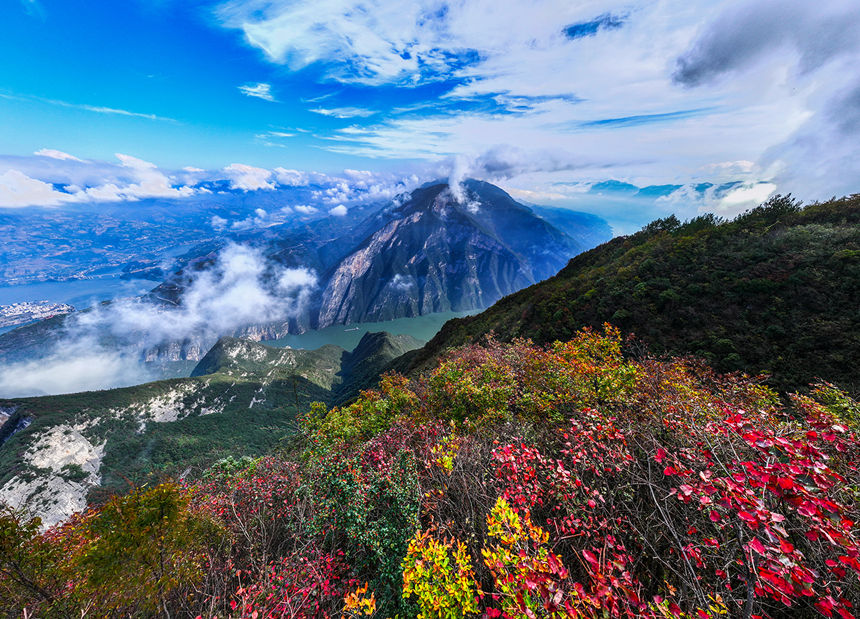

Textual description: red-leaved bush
[1,326,857,618]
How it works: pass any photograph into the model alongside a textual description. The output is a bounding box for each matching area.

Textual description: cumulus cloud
[273,167,309,186]
[0,169,78,208]
[1,153,196,207]
[328,204,347,216]
[79,153,195,201]
[223,163,275,191]
[229,207,283,229]
[239,82,277,101]
[0,244,319,397]
[81,244,317,342]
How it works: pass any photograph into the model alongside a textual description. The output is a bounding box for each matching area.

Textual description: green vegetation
[0,332,420,504]
[2,195,859,617]
[407,195,860,394]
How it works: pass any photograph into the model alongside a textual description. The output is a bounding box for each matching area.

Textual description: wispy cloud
[310,106,378,119]
[0,91,175,121]
[34,148,85,162]
[19,0,45,19]
[238,82,276,101]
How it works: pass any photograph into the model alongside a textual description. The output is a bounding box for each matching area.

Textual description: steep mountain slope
[317,180,587,326]
[0,332,420,527]
[402,195,860,393]
[0,180,610,375]
[529,204,614,249]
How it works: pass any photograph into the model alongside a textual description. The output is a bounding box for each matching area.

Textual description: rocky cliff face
[317,181,584,327]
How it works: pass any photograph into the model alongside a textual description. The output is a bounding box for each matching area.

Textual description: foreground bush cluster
[2,326,858,618]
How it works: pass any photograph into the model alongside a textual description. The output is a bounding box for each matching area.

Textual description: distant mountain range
[0,180,611,368]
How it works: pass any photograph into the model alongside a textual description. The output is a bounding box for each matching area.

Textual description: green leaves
[79,482,221,613]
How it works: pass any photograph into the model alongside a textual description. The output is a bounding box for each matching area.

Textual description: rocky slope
[0,332,420,528]
[317,180,587,326]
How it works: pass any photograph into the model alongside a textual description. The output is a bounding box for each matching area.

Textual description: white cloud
[239,82,277,101]
[0,169,78,208]
[78,153,194,201]
[1,153,195,206]
[0,244,319,397]
[213,0,860,211]
[389,274,413,291]
[83,243,318,348]
[0,91,176,122]
[230,207,277,229]
[223,163,275,191]
[310,106,377,118]
[659,181,777,217]
[329,204,347,216]
[0,342,152,398]
[273,167,309,186]
[34,148,85,162]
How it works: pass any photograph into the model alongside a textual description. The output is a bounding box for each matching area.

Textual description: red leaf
[747,538,766,555]
[777,477,794,490]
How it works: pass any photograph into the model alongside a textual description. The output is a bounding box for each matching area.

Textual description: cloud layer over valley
[0,244,318,398]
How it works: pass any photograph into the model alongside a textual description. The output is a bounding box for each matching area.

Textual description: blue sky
[1,0,859,230]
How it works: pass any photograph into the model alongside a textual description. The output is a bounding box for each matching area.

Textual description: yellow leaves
[343,582,377,617]
[485,497,548,548]
[401,531,479,619]
[430,434,462,473]
[482,498,569,618]
[310,373,419,445]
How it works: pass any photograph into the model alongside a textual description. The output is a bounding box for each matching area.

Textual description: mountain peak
[395,179,527,221]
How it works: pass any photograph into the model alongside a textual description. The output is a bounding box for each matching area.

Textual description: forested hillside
[406,195,860,393]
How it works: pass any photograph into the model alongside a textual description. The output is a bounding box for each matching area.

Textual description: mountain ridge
[397,194,860,394]
[0,331,421,528]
